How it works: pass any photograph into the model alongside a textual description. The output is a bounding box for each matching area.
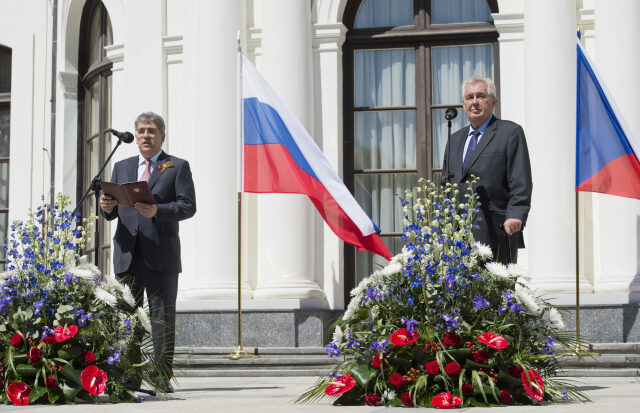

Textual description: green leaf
[463,359,491,370]
[350,364,376,387]
[443,348,472,362]
[58,346,83,360]
[28,385,47,404]
[48,391,60,404]
[62,383,83,401]
[60,364,82,386]
[16,363,38,377]
[387,398,403,407]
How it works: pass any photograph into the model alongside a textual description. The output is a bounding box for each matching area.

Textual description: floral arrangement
[0,195,165,405]
[298,178,588,408]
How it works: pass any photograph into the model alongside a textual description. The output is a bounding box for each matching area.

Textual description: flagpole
[221,32,258,360]
[575,191,581,346]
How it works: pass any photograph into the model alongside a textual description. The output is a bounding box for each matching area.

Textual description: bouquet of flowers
[298,178,588,408]
[0,195,165,405]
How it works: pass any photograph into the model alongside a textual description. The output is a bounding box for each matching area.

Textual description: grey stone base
[560,304,640,342]
[175,304,640,347]
[176,309,342,347]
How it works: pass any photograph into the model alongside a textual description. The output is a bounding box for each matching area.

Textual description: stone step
[175,368,334,377]
[558,368,640,377]
[559,354,640,367]
[175,356,339,368]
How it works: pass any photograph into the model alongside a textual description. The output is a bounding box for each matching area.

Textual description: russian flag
[576,38,640,199]
[241,55,392,260]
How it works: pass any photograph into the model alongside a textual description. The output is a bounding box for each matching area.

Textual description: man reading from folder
[99,112,196,392]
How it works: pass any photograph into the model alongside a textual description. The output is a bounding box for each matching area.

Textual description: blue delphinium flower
[33,299,44,315]
[510,302,522,314]
[123,319,132,331]
[324,341,341,358]
[406,296,414,306]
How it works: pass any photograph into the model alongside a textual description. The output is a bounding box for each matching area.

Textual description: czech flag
[241,55,392,260]
[576,38,640,199]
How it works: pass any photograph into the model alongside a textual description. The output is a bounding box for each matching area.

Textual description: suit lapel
[127,157,139,183]
[462,117,498,177]
[452,127,469,182]
[147,151,169,190]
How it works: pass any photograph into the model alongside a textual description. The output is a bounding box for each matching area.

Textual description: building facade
[1,0,639,345]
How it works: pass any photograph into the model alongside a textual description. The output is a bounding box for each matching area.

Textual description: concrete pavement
[1,376,638,412]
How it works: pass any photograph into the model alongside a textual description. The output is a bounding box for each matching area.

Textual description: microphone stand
[444,117,452,184]
[74,136,127,266]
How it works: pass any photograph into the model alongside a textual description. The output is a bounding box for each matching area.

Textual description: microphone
[444,107,458,121]
[108,129,135,143]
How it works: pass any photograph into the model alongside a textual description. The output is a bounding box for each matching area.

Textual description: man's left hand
[134,202,157,219]
[503,218,522,236]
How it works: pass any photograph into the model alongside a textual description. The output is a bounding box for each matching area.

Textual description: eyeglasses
[136,128,158,136]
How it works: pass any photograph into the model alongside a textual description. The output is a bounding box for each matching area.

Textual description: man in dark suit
[442,76,532,264]
[99,112,196,391]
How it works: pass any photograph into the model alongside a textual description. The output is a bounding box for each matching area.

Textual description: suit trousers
[117,238,179,376]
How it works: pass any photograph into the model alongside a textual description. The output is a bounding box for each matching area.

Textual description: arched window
[78,0,113,273]
[343,0,499,297]
[0,46,11,271]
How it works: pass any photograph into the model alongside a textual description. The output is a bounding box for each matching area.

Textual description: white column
[251,0,326,304]
[312,22,347,309]
[524,0,583,293]
[590,0,640,293]
[179,0,249,300]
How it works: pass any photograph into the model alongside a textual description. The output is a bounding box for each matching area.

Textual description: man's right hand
[99,194,117,212]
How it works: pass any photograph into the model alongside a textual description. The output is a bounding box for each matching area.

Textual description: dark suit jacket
[102,150,196,274]
[442,116,532,250]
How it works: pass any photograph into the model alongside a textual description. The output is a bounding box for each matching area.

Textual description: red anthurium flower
[424,360,440,375]
[444,361,461,377]
[500,390,512,404]
[477,332,509,350]
[81,366,108,395]
[509,365,524,377]
[474,350,491,362]
[522,369,545,401]
[390,328,419,346]
[432,392,462,409]
[400,392,414,407]
[371,353,387,369]
[462,383,474,396]
[324,373,356,396]
[442,333,460,347]
[45,376,58,389]
[54,324,78,343]
[364,393,382,406]
[6,382,30,406]
[389,372,406,387]
[26,347,42,364]
[10,333,24,348]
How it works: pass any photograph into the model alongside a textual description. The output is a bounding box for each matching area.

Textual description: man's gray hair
[461,76,497,100]
[135,112,166,134]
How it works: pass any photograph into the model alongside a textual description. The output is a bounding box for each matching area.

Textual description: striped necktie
[462,130,480,169]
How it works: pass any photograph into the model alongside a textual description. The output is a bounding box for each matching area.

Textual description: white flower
[69,263,101,279]
[549,307,565,329]
[343,297,361,321]
[486,262,510,279]
[94,287,117,307]
[137,307,152,333]
[507,264,531,281]
[0,270,15,282]
[102,273,125,293]
[515,284,541,315]
[122,284,136,308]
[379,261,402,277]
[350,277,369,298]
[473,242,493,260]
[370,305,380,319]
[332,325,344,343]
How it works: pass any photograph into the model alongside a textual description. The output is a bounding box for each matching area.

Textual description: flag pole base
[220,346,260,360]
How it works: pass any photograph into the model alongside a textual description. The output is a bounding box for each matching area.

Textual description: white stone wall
[0,0,638,311]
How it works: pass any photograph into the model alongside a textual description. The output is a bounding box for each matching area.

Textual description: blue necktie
[462,130,480,169]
